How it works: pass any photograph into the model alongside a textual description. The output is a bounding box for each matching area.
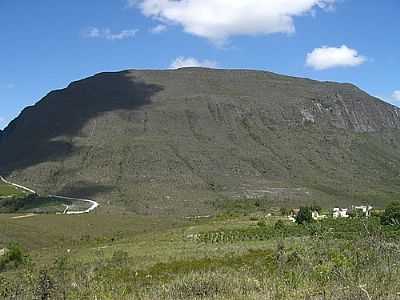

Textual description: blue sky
[1,0,399,129]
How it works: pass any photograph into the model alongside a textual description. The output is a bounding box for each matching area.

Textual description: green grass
[0,182,26,198]
[2,210,400,299]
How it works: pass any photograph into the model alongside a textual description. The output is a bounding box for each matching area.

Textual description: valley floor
[1,209,400,299]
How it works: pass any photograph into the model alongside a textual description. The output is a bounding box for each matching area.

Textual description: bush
[0,242,27,271]
[295,207,313,225]
[257,220,266,227]
[381,202,400,225]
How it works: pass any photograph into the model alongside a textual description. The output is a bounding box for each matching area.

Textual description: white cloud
[83,27,138,40]
[306,45,366,70]
[150,24,167,34]
[130,0,336,44]
[392,91,400,101]
[169,56,217,69]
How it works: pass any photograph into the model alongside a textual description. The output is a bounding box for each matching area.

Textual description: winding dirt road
[0,176,37,194]
[49,195,99,214]
[0,176,99,215]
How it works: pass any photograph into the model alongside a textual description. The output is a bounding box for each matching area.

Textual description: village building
[332,208,349,218]
[332,205,373,218]
[351,205,373,217]
[0,248,8,257]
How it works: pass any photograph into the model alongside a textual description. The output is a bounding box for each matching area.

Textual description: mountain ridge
[1,68,400,215]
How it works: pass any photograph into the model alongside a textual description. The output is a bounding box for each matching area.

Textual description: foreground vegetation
[2,205,400,299]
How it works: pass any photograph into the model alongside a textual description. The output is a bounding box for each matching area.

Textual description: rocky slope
[2,68,400,215]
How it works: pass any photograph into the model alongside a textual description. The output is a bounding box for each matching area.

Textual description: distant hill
[2,68,400,215]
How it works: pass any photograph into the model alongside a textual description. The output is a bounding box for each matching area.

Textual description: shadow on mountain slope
[56,181,114,199]
[0,71,164,175]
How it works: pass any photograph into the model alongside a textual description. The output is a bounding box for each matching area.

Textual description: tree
[295,207,313,225]
[381,202,400,225]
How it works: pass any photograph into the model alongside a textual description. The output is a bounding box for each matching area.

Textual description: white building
[352,205,373,217]
[333,208,349,218]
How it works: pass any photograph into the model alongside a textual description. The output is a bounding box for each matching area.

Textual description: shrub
[257,220,266,227]
[0,242,26,271]
[381,202,400,225]
[295,207,313,225]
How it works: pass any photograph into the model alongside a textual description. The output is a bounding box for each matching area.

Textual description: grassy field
[0,182,26,198]
[1,206,400,299]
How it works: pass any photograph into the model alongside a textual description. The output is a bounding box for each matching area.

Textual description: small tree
[295,207,313,225]
[381,202,400,225]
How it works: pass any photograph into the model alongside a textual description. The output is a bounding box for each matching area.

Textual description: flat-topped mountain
[2,68,400,215]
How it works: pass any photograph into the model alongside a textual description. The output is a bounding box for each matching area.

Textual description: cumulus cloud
[150,24,167,34]
[83,27,138,40]
[306,45,366,70]
[169,56,217,69]
[392,91,400,101]
[130,0,336,43]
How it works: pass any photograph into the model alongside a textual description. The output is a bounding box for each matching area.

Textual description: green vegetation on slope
[0,182,26,198]
[2,69,400,214]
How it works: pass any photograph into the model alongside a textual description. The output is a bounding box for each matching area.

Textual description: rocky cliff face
[2,68,400,215]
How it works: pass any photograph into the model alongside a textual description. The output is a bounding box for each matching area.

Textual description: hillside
[1,68,400,215]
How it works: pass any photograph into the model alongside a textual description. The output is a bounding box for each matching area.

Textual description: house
[333,208,349,218]
[312,210,328,220]
[351,205,373,217]
[0,248,8,257]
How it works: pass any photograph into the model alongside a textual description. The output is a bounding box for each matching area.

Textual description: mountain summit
[2,68,400,215]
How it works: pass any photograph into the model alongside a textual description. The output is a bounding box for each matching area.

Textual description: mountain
[2,68,400,215]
